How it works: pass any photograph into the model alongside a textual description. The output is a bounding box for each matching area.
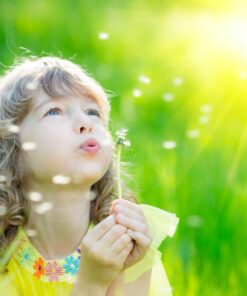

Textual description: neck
[24,181,94,260]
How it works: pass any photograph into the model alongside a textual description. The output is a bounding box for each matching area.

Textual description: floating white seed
[138,75,150,84]
[26,229,37,237]
[132,89,142,97]
[199,115,210,124]
[52,175,71,185]
[0,175,7,182]
[22,142,37,150]
[28,191,43,202]
[26,82,39,90]
[35,202,53,214]
[200,104,212,113]
[162,141,177,149]
[162,93,174,102]
[187,130,200,139]
[8,124,20,133]
[98,32,109,40]
[0,205,7,216]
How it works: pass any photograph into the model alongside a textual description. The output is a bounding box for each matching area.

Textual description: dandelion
[115,128,131,199]
[28,191,43,202]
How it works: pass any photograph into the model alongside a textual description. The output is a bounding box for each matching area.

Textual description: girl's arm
[106,268,152,296]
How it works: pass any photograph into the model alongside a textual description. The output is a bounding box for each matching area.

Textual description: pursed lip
[79,138,101,150]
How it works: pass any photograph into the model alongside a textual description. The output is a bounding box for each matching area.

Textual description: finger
[87,214,116,241]
[109,233,132,256]
[100,224,127,247]
[114,204,146,224]
[126,229,152,249]
[116,213,147,233]
[115,240,134,264]
[113,199,143,215]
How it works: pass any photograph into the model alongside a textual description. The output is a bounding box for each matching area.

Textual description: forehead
[30,88,100,111]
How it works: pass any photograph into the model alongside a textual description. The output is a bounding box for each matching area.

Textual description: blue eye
[45,108,61,116]
[87,109,101,117]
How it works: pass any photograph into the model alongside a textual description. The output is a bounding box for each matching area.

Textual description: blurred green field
[1,0,247,295]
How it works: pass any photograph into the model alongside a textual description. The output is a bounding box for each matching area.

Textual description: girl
[0,56,179,295]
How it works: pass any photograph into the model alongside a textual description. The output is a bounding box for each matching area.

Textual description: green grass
[1,1,247,294]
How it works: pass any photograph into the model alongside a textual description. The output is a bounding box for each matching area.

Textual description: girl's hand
[77,214,134,289]
[109,199,153,270]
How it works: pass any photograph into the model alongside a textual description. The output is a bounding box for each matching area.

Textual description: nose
[73,112,93,134]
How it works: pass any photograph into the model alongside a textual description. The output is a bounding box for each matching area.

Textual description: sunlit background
[1,0,247,294]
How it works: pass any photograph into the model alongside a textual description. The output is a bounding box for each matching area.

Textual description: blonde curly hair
[0,56,138,267]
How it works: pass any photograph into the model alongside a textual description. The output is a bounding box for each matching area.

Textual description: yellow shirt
[0,204,179,295]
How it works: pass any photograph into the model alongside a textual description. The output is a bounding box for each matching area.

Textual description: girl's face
[19,89,113,187]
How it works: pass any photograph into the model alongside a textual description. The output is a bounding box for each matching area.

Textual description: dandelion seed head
[132,89,142,97]
[98,32,109,40]
[187,129,200,139]
[138,75,150,84]
[35,202,53,214]
[162,141,177,150]
[52,175,71,185]
[28,191,43,202]
[162,93,174,102]
[22,142,37,151]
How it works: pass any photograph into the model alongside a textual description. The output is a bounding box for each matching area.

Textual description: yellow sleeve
[123,204,179,295]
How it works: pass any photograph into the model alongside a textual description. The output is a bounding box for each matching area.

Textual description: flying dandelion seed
[187,130,200,139]
[22,142,37,151]
[132,89,142,97]
[0,175,7,182]
[138,75,151,84]
[199,115,210,124]
[200,104,212,113]
[52,175,71,185]
[0,205,7,216]
[173,77,184,86]
[98,32,109,40]
[162,141,177,150]
[186,215,203,228]
[239,71,247,80]
[28,191,43,202]
[25,229,37,237]
[26,82,38,90]
[35,202,53,214]
[162,93,174,102]
[8,124,20,133]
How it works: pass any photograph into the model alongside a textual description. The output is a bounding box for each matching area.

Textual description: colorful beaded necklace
[13,227,92,283]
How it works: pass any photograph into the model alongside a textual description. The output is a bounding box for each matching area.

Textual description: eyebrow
[32,97,100,113]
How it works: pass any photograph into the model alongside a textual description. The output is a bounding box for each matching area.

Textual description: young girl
[0,56,179,295]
